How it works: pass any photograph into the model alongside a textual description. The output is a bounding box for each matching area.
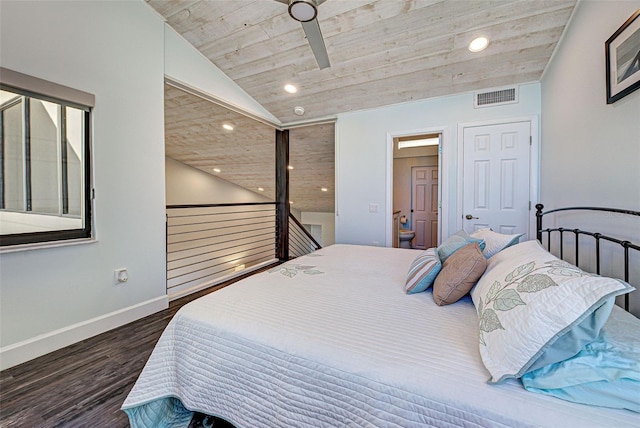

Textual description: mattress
[122,244,640,427]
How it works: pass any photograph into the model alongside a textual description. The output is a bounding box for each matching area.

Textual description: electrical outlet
[369,203,379,213]
[115,268,128,283]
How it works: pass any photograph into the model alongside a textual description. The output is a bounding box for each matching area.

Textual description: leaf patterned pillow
[470,240,634,383]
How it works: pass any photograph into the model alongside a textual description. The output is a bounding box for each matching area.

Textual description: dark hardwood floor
[0,267,274,428]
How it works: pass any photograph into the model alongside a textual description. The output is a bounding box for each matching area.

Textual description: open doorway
[388,132,443,249]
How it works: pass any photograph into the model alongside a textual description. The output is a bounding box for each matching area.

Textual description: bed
[122,206,640,427]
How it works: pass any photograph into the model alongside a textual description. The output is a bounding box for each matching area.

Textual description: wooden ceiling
[158,0,576,215]
[165,84,335,213]
[149,0,576,124]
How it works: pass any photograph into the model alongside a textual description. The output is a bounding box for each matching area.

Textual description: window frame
[0,83,93,247]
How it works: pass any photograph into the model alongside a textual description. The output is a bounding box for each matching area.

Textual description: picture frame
[606,9,640,104]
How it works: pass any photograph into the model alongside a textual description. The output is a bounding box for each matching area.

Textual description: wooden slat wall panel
[167,204,277,293]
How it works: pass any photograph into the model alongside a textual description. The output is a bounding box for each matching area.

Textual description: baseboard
[0,295,168,371]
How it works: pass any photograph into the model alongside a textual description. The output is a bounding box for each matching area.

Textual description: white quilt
[122,244,640,427]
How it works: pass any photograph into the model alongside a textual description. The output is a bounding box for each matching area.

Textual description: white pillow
[470,228,523,258]
[470,240,634,383]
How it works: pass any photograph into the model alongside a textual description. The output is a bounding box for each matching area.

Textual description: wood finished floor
[0,266,275,428]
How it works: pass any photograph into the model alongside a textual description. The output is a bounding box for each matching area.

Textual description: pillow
[470,228,524,258]
[405,248,442,294]
[470,240,634,383]
[437,229,485,264]
[521,305,640,412]
[433,242,487,306]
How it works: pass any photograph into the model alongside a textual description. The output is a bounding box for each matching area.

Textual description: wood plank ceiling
[150,0,576,123]
[157,0,576,214]
[165,84,335,213]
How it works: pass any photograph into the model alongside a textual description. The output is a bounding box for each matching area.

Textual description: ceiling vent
[474,86,518,108]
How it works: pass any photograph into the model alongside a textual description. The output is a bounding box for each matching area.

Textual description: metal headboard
[535,204,640,312]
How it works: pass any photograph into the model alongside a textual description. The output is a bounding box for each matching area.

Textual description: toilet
[399,229,415,249]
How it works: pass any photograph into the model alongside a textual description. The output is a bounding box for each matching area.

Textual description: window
[0,70,92,247]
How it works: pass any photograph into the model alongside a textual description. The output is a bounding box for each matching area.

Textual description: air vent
[474,87,518,108]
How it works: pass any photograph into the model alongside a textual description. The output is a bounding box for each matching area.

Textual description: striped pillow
[405,248,442,294]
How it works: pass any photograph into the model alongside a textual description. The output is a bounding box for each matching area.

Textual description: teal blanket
[522,306,640,412]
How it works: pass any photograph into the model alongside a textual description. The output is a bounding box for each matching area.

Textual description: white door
[462,121,531,239]
[412,166,438,249]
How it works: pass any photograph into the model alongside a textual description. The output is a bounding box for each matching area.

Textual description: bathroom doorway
[391,133,440,249]
[411,165,438,249]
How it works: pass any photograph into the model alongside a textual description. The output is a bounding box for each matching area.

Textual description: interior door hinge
[529,201,531,210]
[92,188,96,200]
[530,136,532,145]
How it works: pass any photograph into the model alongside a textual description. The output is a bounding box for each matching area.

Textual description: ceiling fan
[275,0,331,69]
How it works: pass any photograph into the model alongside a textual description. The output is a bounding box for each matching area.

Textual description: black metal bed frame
[535,204,640,311]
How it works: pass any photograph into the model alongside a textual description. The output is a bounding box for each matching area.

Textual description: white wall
[166,157,271,205]
[301,211,335,247]
[540,0,640,316]
[335,83,541,246]
[164,25,280,126]
[0,1,167,369]
[541,0,640,209]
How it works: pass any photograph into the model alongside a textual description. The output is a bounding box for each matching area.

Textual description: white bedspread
[122,244,640,427]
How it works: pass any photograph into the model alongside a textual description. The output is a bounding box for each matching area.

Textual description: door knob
[465,214,479,220]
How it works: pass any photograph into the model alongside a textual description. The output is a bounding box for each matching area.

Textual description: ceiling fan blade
[301,18,331,69]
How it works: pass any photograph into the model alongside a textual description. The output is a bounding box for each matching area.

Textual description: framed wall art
[606,9,640,104]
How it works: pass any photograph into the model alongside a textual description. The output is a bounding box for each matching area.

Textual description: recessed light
[287,165,294,170]
[284,84,298,94]
[469,37,489,52]
[321,187,328,192]
[258,187,264,191]
[222,123,234,131]
[213,168,221,173]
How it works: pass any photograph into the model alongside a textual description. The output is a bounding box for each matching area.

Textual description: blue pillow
[522,305,640,412]
[437,230,485,263]
[525,298,615,373]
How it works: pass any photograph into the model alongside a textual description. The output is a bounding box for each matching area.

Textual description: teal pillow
[437,230,485,263]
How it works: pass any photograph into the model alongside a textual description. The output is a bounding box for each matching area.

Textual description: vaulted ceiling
[157,0,577,214]
[150,0,576,123]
